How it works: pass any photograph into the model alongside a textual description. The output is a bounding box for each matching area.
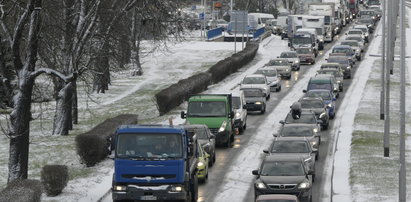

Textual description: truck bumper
[215,131,230,144]
[112,185,187,201]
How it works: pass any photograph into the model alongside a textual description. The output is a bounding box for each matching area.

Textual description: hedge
[0,179,43,202]
[75,114,138,167]
[155,42,259,115]
[41,165,69,196]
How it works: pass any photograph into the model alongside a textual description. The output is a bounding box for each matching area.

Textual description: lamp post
[399,0,406,200]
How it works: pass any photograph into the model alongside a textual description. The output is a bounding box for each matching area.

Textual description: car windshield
[116,133,183,159]
[232,97,241,109]
[271,141,310,153]
[243,89,264,97]
[296,48,312,54]
[341,41,358,47]
[348,30,362,35]
[187,101,226,117]
[280,52,297,58]
[328,57,350,65]
[332,48,350,54]
[292,37,312,45]
[300,100,324,108]
[354,27,368,33]
[261,161,305,176]
[285,113,317,124]
[242,77,265,84]
[255,69,277,77]
[267,60,288,66]
[306,91,332,101]
[318,70,340,77]
[281,126,313,137]
[308,83,332,91]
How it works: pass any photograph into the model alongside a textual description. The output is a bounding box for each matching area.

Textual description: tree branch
[30,67,77,82]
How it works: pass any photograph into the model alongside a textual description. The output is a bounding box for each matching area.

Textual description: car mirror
[303,89,307,93]
[263,149,269,154]
[181,111,186,119]
[243,104,247,109]
[252,170,259,175]
[287,42,291,47]
[263,93,267,97]
[312,148,318,153]
[279,120,285,124]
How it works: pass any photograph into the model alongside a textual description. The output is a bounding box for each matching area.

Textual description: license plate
[140,195,157,200]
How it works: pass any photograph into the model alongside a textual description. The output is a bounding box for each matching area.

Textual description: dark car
[252,155,313,202]
[241,88,267,114]
[305,74,339,98]
[297,97,330,130]
[183,124,216,166]
[280,111,321,133]
[275,124,321,150]
[327,55,353,79]
[357,18,375,33]
[303,89,337,119]
[264,137,317,173]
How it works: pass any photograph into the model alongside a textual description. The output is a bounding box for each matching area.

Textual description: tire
[277,86,281,92]
[261,105,266,114]
[266,93,270,100]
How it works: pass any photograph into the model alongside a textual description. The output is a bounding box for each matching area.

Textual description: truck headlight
[197,161,204,167]
[171,186,183,192]
[255,101,262,105]
[114,185,127,191]
[255,182,266,189]
[298,180,311,189]
[235,112,241,119]
[218,121,227,133]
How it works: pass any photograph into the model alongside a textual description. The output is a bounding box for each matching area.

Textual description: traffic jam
[110,0,382,202]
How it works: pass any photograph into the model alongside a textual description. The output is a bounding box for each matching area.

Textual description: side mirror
[263,149,269,154]
[243,104,248,109]
[277,56,280,58]
[181,111,186,119]
[303,90,307,93]
[252,170,259,175]
[229,111,235,118]
[312,43,315,47]
[279,120,285,125]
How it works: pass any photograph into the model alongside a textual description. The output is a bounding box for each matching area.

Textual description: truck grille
[268,184,297,190]
[209,128,219,134]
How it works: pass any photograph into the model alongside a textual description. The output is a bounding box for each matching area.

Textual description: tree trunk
[131,40,143,76]
[72,81,78,124]
[8,77,34,182]
[53,82,74,135]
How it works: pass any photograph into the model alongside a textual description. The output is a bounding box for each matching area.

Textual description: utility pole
[380,0,385,120]
[384,0,393,157]
[399,0,406,200]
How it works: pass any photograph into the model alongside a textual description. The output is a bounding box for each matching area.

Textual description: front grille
[209,128,218,134]
[268,184,297,190]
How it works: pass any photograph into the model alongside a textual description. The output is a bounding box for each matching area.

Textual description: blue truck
[111,125,199,202]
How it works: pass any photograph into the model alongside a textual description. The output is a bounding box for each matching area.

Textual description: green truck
[181,94,234,147]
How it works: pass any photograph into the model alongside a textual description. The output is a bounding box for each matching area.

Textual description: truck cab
[290,33,318,57]
[181,94,235,147]
[112,125,199,202]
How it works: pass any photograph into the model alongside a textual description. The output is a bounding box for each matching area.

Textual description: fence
[253,27,266,39]
[207,27,223,40]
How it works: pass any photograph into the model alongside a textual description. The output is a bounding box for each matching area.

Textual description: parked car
[255,67,282,92]
[296,48,316,65]
[327,55,353,79]
[279,51,300,71]
[240,74,271,100]
[340,40,363,60]
[266,58,292,79]
[252,155,313,202]
[317,68,344,92]
[275,123,321,150]
[264,137,317,172]
[232,91,248,133]
[197,143,210,182]
[241,88,267,114]
[183,124,216,166]
[303,89,337,119]
[255,194,300,202]
[297,97,330,130]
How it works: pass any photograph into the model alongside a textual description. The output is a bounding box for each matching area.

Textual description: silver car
[279,51,300,71]
[265,58,291,80]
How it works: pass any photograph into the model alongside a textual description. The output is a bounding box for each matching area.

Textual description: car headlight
[255,101,262,105]
[333,87,337,91]
[347,66,351,69]
[361,35,365,39]
[218,121,227,133]
[197,161,204,167]
[327,103,333,108]
[235,112,241,119]
[298,180,311,189]
[171,186,183,192]
[319,39,324,42]
[337,80,341,83]
[327,33,331,36]
[319,112,326,119]
[255,182,267,189]
[285,68,289,72]
[294,60,299,64]
[114,185,127,191]
[368,25,372,28]
[304,156,313,163]
[313,128,318,133]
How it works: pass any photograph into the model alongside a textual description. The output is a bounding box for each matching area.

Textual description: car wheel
[277,86,281,92]
[261,105,266,114]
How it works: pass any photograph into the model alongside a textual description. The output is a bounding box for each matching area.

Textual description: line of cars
[252,10,378,202]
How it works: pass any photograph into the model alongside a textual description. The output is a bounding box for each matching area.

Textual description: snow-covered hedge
[75,114,138,167]
[0,179,43,202]
[155,72,211,115]
[41,165,68,196]
[155,42,259,115]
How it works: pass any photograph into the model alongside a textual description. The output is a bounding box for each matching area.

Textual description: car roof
[312,74,333,80]
[353,24,368,28]
[321,63,341,67]
[282,123,313,128]
[244,74,265,78]
[257,66,277,70]
[306,89,332,93]
[333,45,352,49]
[341,40,360,43]
[347,34,363,38]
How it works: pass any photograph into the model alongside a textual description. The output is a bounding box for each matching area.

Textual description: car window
[281,126,313,137]
[261,161,305,176]
[267,60,288,66]
[300,100,324,108]
[243,89,264,97]
[271,141,310,153]
[306,91,332,100]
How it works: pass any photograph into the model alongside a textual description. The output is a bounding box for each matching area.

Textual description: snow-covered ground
[1,9,411,202]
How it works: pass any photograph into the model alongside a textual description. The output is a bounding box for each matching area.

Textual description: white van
[248,13,275,30]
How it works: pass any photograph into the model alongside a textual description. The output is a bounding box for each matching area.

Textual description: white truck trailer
[322,0,349,32]
[308,3,336,42]
[302,16,325,50]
